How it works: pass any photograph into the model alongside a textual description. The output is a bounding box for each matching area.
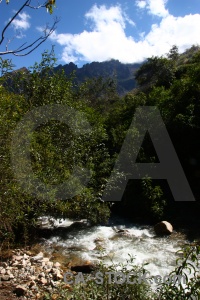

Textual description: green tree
[135,56,176,91]
[0,51,111,245]
[167,45,179,61]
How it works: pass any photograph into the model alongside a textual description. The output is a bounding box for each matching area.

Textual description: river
[38,215,188,281]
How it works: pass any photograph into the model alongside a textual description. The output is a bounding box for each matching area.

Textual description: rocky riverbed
[0,248,71,299]
[0,216,192,299]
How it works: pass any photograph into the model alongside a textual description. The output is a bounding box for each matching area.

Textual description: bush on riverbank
[157,244,200,299]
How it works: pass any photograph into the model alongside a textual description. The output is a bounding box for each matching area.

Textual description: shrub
[45,255,155,300]
[156,244,200,299]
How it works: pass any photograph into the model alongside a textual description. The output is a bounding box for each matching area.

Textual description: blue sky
[1,0,200,69]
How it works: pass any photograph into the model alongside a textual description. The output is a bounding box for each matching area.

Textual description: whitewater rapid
[39,216,187,280]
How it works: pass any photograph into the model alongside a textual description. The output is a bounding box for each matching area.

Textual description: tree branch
[0,0,30,46]
[26,0,55,10]
[0,18,59,56]
[0,1,58,56]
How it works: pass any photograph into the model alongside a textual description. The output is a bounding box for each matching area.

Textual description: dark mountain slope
[54,59,142,95]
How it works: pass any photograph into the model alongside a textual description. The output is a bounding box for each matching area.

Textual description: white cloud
[136,0,169,17]
[11,12,31,31]
[50,5,140,63]
[148,0,169,17]
[50,4,200,65]
[146,14,200,52]
[85,5,126,30]
[136,1,147,9]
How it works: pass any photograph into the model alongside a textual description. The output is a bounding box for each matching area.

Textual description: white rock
[6,269,11,275]
[30,252,44,262]
[54,262,61,268]
[40,277,48,285]
[43,257,50,262]
[27,275,36,281]
[39,272,45,278]
[13,255,23,261]
[0,268,6,274]
[46,261,53,269]
[1,275,10,281]
[23,254,29,259]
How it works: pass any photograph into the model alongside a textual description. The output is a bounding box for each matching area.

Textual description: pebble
[0,249,67,299]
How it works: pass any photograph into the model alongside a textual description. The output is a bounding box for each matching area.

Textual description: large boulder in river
[154,221,173,235]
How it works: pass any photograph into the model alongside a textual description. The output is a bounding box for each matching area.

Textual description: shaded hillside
[176,45,200,65]
[54,59,141,95]
[1,60,140,96]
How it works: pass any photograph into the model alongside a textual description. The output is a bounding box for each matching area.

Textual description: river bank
[0,245,73,299]
[1,215,199,299]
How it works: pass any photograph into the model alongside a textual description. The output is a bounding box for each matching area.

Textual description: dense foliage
[0,45,200,246]
[111,45,200,225]
[0,51,112,245]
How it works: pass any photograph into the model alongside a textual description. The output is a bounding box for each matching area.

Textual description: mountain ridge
[54,59,142,95]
